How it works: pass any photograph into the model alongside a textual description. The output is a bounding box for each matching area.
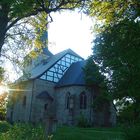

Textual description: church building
[7,47,116,127]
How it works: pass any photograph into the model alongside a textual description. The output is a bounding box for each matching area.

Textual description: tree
[0,0,88,54]
[87,0,140,124]
[89,0,140,26]
[0,93,8,120]
[0,67,5,82]
[92,19,140,122]
[84,57,112,126]
[0,67,7,120]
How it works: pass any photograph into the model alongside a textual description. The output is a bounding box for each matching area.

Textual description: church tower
[23,30,53,73]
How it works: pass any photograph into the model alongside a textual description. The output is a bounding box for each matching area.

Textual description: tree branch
[7,0,87,32]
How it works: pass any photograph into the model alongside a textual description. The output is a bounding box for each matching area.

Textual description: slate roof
[56,61,87,87]
[19,48,83,81]
[30,49,83,79]
[36,91,53,101]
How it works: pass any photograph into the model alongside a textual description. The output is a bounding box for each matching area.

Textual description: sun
[0,85,9,95]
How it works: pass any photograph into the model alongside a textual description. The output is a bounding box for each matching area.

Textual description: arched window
[44,103,48,111]
[80,92,87,109]
[66,92,70,109]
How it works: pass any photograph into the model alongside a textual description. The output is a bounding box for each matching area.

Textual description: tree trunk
[0,3,9,54]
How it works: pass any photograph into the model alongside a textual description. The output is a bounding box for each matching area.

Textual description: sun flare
[0,85,9,95]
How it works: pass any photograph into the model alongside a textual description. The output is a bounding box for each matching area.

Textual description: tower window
[80,92,87,109]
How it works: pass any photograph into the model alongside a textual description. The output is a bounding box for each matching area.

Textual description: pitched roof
[30,48,83,79]
[19,49,83,81]
[56,61,86,87]
[36,91,53,101]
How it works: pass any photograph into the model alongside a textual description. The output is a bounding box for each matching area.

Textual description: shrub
[77,114,90,128]
[0,121,11,133]
[0,123,47,140]
[124,124,140,140]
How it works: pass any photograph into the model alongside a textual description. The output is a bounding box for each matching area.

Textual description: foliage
[92,19,140,122]
[84,57,105,86]
[0,93,8,120]
[0,121,11,133]
[0,0,88,53]
[89,0,140,30]
[0,67,5,82]
[88,0,140,125]
[0,0,89,81]
[0,123,46,140]
[117,102,140,124]
[0,67,7,121]
[0,122,124,140]
[84,57,111,111]
[124,124,140,140]
[77,114,89,128]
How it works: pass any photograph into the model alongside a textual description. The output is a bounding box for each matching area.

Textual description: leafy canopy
[89,0,140,31]
[0,0,88,53]
[84,57,111,111]
[0,67,7,120]
[92,19,140,121]
[0,0,89,81]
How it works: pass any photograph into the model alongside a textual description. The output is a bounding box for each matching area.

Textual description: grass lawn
[0,121,124,140]
[53,126,124,140]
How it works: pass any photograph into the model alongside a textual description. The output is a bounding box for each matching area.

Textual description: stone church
[7,47,116,127]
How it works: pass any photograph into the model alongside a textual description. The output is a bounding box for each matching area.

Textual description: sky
[48,10,95,59]
[5,10,95,82]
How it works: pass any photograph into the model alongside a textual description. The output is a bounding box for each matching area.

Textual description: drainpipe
[29,80,34,122]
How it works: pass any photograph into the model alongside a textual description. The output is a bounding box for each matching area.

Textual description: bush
[0,121,11,133]
[0,123,47,140]
[124,124,140,140]
[77,114,90,128]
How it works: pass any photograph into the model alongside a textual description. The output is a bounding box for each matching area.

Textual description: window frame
[80,92,87,109]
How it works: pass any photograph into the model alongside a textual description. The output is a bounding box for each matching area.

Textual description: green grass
[53,126,124,140]
[0,121,124,140]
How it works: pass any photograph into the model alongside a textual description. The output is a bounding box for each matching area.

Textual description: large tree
[87,0,140,123]
[0,0,88,54]
[92,19,140,121]
[89,0,140,31]
[84,57,112,126]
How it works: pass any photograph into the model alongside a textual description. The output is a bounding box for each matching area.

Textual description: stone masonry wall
[30,79,56,123]
[7,81,33,122]
[55,86,93,126]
